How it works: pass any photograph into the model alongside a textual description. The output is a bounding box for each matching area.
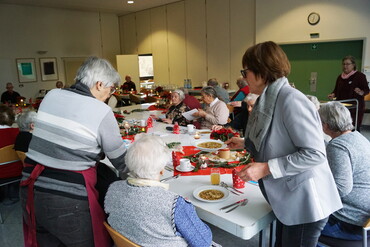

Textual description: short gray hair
[237,77,248,88]
[125,134,171,180]
[17,111,37,131]
[318,101,354,132]
[201,86,217,99]
[306,95,320,110]
[244,93,259,103]
[173,89,185,101]
[207,78,219,87]
[75,56,121,89]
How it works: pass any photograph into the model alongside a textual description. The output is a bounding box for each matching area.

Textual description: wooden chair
[15,150,26,164]
[144,96,158,103]
[227,104,234,121]
[318,218,370,247]
[103,221,140,247]
[129,94,142,105]
[0,145,22,224]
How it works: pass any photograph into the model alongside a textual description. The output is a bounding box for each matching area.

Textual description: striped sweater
[24,83,126,197]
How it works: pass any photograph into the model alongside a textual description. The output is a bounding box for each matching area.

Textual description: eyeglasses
[110,86,116,94]
[240,68,249,78]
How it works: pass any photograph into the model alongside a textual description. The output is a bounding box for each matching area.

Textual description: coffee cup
[179,158,192,170]
[187,124,195,133]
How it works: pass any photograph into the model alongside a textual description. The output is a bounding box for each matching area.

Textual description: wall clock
[308,12,320,25]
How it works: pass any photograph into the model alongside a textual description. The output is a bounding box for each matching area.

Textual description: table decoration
[210,128,240,142]
[181,148,251,173]
[147,116,153,128]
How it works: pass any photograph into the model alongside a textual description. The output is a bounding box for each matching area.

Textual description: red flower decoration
[210,128,240,142]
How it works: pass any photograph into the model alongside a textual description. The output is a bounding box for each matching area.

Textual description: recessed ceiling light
[127,0,134,4]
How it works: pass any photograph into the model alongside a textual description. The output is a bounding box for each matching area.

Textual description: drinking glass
[210,168,220,185]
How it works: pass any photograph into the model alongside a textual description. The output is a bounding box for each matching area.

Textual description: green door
[280,40,363,101]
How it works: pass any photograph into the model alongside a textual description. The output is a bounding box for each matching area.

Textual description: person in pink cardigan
[192,86,229,129]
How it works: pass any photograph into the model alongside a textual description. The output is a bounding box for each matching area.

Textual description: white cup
[179,158,192,170]
[187,124,195,133]
[140,119,146,126]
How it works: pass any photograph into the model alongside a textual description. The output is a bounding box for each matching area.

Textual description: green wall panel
[281,40,363,101]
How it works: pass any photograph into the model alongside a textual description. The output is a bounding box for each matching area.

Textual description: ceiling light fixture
[127,0,134,4]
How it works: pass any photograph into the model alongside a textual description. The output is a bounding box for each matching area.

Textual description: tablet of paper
[182,108,199,121]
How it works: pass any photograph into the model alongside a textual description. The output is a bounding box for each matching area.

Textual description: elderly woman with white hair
[20,57,127,247]
[318,101,370,241]
[160,89,191,126]
[105,135,214,247]
[14,110,37,154]
[192,86,229,129]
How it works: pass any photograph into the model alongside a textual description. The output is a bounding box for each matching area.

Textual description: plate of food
[193,186,230,203]
[194,139,227,152]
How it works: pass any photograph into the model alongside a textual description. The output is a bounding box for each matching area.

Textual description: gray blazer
[246,84,342,226]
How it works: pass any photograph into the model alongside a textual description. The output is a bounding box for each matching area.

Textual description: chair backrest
[0,145,20,165]
[129,94,142,104]
[103,221,140,247]
[145,96,158,103]
[15,150,26,164]
[107,95,118,108]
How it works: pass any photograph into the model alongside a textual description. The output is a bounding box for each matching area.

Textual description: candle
[194,131,200,139]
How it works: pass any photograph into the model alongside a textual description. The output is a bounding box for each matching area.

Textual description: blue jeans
[275,217,328,247]
[320,215,364,241]
[21,188,94,247]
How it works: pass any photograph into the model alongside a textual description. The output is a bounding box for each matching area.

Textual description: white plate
[175,165,195,172]
[194,139,227,152]
[193,186,230,203]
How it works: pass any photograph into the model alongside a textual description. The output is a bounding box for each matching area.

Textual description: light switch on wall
[310,72,317,92]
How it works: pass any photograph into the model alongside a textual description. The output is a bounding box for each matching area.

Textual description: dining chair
[107,95,118,108]
[129,94,142,105]
[0,144,23,224]
[144,96,158,103]
[16,150,26,164]
[318,218,370,247]
[103,221,140,247]
[227,104,234,121]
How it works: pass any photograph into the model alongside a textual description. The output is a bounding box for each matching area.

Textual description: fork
[220,182,243,195]
[225,199,248,213]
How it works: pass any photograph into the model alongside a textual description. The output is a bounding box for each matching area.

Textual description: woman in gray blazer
[226,41,342,247]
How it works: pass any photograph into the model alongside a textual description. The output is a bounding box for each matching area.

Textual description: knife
[219,198,247,210]
[160,174,180,182]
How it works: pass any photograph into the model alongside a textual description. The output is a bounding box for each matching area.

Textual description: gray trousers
[21,188,94,247]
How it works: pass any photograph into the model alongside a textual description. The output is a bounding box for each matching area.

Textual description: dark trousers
[275,217,328,247]
[21,188,94,247]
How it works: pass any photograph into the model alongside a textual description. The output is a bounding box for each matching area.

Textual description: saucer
[175,165,195,172]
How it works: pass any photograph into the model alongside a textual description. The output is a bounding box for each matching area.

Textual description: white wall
[256,0,370,69]
[0,4,120,100]
[119,0,256,89]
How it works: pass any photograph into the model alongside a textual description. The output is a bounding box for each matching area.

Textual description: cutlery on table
[220,182,244,194]
[160,174,180,182]
[165,165,174,172]
[219,198,248,211]
[224,199,248,213]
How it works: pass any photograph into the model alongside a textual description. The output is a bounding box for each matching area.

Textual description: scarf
[245,77,288,152]
[65,81,95,98]
[341,70,356,79]
[127,176,169,190]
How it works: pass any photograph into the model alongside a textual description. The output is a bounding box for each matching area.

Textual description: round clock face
[308,12,320,25]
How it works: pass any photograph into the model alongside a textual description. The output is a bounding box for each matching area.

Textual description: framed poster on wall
[40,57,58,81]
[16,58,37,83]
